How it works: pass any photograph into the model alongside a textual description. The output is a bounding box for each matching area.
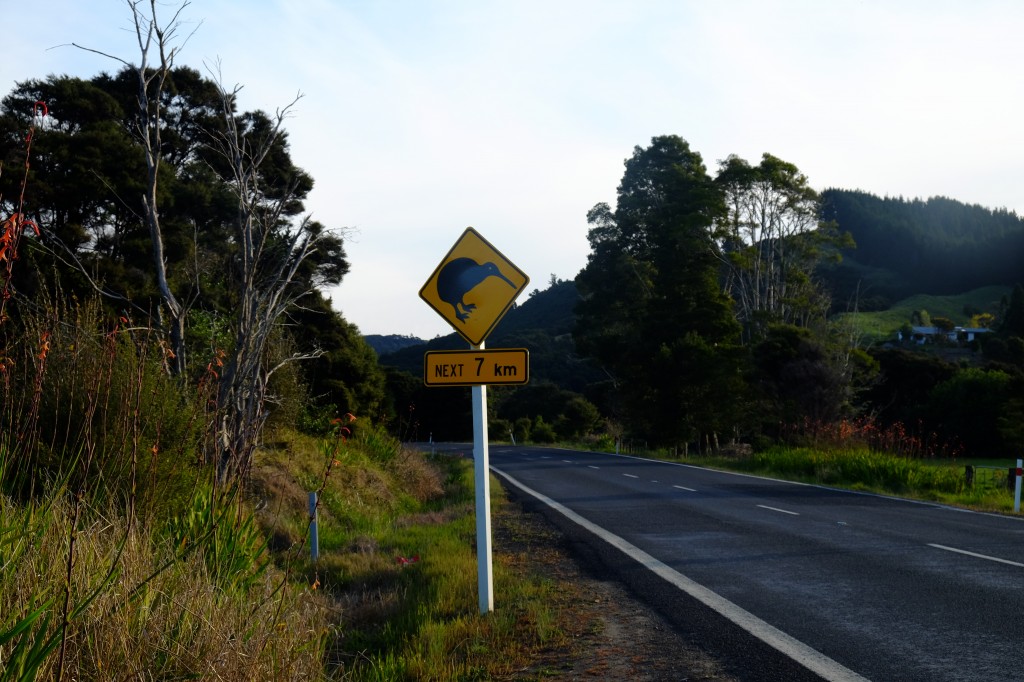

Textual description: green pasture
[834,285,1011,343]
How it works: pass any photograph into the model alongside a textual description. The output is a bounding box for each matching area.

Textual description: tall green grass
[0,492,331,680]
[0,297,334,680]
[723,445,1020,512]
[747,446,964,493]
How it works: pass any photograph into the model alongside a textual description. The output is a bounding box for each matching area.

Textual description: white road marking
[928,543,1024,568]
[674,485,697,492]
[562,460,573,463]
[588,465,600,470]
[623,473,639,479]
[491,467,869,682]
[758,504,800,516]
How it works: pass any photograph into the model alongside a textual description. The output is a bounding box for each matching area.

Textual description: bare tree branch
[203,71,337,483]
[65,0,203,375]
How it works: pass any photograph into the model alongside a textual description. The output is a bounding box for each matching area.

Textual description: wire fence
[965,464,1018,492]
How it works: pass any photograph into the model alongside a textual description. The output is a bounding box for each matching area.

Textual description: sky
[4,1,1024,339]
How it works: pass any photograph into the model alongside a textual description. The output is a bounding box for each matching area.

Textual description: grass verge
[647,445,1022,514]
[251,430,585,680]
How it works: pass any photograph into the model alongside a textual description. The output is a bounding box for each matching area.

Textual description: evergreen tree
[0,64,375,453]
[574,135,745,448]
[1000,284,1024,337]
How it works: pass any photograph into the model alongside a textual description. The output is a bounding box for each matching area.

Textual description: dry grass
[0,494,333,680]
[387,449,446,504]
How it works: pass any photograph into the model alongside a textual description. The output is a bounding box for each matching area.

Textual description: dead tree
[75,1,335,483]
[69,0,198,374]
[127,0,193,375]
[208,78,331,484]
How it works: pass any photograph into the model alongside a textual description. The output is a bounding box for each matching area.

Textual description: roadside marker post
[1015,459,1022,513]
[419,227,529,615]
[308,491,319,561]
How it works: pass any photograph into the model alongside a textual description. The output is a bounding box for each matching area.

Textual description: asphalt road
[437,443,1024,682]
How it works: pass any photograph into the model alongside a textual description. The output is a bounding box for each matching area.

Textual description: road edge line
[492,466,870,682]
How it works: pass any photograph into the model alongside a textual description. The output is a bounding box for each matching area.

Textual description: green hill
[835,285,1010,343]
[820,190,1024,310]
[364,334,425,356]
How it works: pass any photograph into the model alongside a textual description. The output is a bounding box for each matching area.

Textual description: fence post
[1015,459,1022,514]
[308,491,319,561]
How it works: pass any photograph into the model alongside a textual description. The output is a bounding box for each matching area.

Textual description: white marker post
[308,491,319,561]
[472,341,494,614]
[1014,459,1022,514]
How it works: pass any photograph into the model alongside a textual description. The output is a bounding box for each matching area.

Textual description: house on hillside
[956,327,992,343]
[898,326,992,345]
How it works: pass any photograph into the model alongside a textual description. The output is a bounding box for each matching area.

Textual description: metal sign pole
[471,341,494,614]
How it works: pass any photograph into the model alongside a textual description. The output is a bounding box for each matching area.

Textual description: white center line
[562,460,573,463]
[623,473,639,479]
[588,465,600,470]
[928,544,1024,568]
[758,504,800,516]
[674,485,697,492]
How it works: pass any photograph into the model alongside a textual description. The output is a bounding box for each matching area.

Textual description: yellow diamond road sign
[419,227,529,346]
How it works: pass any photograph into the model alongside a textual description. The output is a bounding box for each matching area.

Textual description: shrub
[488,418,512,441]
[1,294,209,519]
[512,417,532,444]
[163,485,271,594]
[530,416,556,443]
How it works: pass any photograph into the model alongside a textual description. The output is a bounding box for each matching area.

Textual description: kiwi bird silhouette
[437,258,515,322]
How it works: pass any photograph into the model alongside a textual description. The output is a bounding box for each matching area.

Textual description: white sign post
[419,228,529,616]
[471,341,493,613]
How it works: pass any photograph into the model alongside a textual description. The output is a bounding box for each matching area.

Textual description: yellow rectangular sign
[424,348,529,386]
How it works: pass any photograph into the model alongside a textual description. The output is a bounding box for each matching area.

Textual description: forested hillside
[379,144,1024,460]
[365,334,425,355]
[819,189,1024,311]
